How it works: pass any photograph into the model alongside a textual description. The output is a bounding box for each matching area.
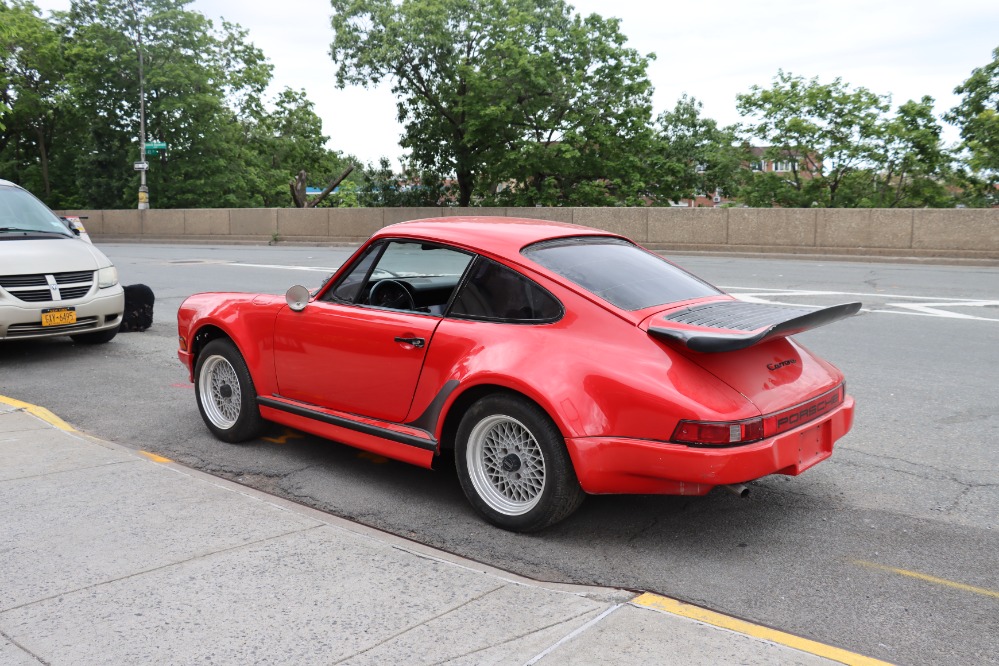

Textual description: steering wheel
[368,279,415,310]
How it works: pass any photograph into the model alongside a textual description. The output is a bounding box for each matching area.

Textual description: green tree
[2,0,347,209]
[736,72,951,207]
[652,95,744,204]
[736,71,888,207]
[329,0,657,207]
[251,88,354,207]
[60,0,277,208]
[861,96,952,207]
[0,0,68,200]
[946,46,999,203]
[354,157,450,207]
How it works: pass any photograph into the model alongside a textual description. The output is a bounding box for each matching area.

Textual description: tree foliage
[0,0,348,209]
[735,71,952,208]
[329,0,659,206]
[946,46,999,203]
[652,95,744,203]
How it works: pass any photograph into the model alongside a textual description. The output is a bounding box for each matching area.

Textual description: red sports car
[177,217,859,531]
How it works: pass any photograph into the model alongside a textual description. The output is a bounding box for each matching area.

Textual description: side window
[450,258,562,323]
[325,243,381,303]
[324,239,473,314]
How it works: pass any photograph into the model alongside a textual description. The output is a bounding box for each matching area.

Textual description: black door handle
[394,336,425,348]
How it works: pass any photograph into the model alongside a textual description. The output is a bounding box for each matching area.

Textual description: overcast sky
[33,0,999,167]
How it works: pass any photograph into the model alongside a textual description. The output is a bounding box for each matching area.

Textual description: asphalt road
[2,243,997,666]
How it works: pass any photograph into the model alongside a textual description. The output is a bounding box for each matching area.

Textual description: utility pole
[130,0,149,209]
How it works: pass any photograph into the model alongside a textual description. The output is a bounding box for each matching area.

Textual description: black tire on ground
[194,338,264,443]
[455,393,585,532]
[70,325,119,345]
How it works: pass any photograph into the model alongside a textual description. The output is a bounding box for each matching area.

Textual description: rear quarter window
[449,257,562,323]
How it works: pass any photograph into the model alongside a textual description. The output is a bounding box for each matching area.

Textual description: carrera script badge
[768,359,798,371]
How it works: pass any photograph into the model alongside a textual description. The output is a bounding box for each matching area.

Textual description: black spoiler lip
[648,301,863,353]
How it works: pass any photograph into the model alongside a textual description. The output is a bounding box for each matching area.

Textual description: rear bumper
[566,396,854,495]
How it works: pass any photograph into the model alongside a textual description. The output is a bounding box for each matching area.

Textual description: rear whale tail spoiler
[648,301,863,353]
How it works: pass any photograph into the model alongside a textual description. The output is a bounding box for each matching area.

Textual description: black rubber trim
[649,301,862,353]
[406,379,461,433]
[258,396,438,451]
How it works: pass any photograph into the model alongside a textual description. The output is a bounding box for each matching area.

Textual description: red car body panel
[177,217,856,495]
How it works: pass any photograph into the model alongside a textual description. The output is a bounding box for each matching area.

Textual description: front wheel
[455,394,585,532]
[194,339,263,443]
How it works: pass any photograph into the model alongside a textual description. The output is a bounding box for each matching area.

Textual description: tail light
[671,418,764,446]
[671,383,846,446]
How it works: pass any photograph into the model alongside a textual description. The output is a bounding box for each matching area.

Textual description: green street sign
[144,141,167,153]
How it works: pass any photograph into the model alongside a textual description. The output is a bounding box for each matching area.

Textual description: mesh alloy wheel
[194,339,263,443]
[199,354,242,429]
[466,414,547,516]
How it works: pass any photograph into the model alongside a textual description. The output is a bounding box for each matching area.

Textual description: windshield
[522,237,721,311]
[0,186,73,238]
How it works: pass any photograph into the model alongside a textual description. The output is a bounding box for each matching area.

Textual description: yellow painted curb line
[632,593,894,666]
[139,450,173,463]
[0,394,75,432]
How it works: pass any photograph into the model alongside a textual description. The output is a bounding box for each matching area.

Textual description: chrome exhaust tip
[722,483,750,498]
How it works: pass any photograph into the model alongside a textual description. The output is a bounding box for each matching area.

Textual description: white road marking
[227,263,337,273]
[723,287,999,322]
[719,286,995,302]
[885,301,999,321]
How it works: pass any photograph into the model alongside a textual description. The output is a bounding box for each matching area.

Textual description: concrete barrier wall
[56,207,999,259]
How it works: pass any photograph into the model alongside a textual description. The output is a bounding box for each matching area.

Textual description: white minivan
[0,180,124,343]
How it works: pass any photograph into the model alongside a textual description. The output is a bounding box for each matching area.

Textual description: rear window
[522,237,720,311]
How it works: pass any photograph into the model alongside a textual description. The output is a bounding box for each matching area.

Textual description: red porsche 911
[177,217,860,531]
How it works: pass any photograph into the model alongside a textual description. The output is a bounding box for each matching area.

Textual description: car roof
[373,216,623,260]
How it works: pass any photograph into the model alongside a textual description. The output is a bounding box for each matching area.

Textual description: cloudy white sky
[34,0,999,167]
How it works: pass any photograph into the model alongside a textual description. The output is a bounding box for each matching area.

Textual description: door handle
[394,336,425,348]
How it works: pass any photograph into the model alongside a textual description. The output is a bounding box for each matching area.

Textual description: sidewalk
[0,398,884,665]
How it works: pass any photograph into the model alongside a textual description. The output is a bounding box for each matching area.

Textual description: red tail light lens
[671,418,765,446]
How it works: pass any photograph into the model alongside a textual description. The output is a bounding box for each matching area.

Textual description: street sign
[133,161,149,171]
[145,141,167,150]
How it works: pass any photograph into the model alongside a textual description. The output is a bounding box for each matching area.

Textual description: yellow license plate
[41,308,77,327]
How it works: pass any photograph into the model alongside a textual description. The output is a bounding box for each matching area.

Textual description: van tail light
[671,418,765,446]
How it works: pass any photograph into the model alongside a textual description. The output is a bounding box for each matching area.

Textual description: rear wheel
[194,339,263,443]
[455,394,584,532]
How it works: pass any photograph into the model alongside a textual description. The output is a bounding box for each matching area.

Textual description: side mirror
[285,285,311,312]
[60,217,81,236]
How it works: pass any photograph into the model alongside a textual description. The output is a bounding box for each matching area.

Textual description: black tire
[194,338,264,443]
[455,393,585,532]
[71,325,119,344]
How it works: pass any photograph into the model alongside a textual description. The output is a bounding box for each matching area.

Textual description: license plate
[41,307,77,327]
[797,423,826,468]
